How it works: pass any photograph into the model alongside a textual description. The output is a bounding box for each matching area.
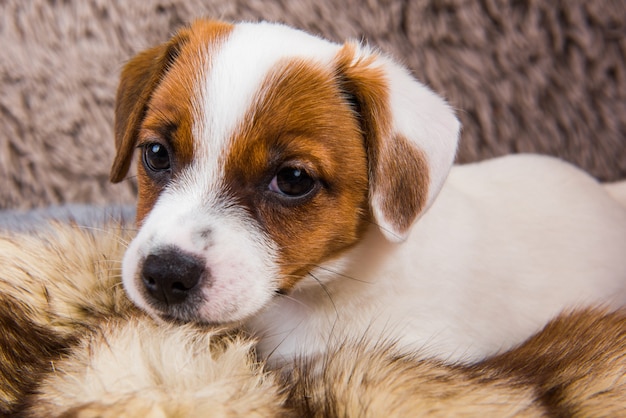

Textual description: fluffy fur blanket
[0,215,625,416]
[1,0,625,210]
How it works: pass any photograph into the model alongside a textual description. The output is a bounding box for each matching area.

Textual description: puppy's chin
[147,311,242,337]
[138,303,227,327]
[136,288,283,327]
[136,304,226,327]
[149,306,206,326]
[153,312,220,327]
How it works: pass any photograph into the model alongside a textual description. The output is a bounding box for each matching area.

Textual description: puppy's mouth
[154,311,217,327]
[148,286,290,326]
[150,302,205,325]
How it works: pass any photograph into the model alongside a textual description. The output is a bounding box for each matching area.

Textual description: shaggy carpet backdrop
[1,0,625,209]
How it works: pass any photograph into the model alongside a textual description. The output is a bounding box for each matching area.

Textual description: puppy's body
[251,155,626,365]
[110,19,626,367]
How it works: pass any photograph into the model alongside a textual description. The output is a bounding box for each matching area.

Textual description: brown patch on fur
[477,308,626,417]
[0,295,75,415]
[287,308,626,417]
[224,59,370,289]
[0,219,137,414]
[286,337,544,417]
[110,20,234,222]
[377,134,430,234]
[335,43,430,238]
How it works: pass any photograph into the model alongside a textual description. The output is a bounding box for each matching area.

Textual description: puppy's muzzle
[141,248,205,306]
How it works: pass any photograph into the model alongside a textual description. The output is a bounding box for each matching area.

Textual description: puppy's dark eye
[269,167,316,198]
[143,143,171,172]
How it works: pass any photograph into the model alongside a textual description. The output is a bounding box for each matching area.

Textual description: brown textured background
[1,0,625,210]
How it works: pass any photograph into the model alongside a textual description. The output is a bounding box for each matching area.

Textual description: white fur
[123,183,280,323]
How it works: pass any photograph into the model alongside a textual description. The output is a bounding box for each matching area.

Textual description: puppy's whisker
[307,271,342,351]
[363,217,402,241]
[277,262,369,285]
[264,316,307,362]
[309,265,372,284]
[307,271,339,325]
[275,292,311,311]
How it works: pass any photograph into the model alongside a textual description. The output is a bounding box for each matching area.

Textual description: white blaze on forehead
[191,21,341,189]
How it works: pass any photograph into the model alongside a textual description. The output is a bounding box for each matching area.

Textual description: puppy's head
[111,19,459,324]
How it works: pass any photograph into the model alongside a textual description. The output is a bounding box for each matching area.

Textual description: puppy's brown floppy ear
[109,34,188,183]
[336,43,460,242]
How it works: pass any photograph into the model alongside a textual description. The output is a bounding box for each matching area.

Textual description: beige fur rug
[0,218,625,416]
[1,0,625,210]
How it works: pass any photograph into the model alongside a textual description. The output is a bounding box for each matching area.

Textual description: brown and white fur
[0,216,288,416]
[0,217,625,415]
[287,307,626,418]
[110,19,626,367]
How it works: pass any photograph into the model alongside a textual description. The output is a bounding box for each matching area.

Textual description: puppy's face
[111,20,459,324]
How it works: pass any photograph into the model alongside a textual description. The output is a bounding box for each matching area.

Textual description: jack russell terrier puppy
[111,19,626,366]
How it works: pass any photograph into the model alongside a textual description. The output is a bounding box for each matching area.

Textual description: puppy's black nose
[141,248,205,305]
